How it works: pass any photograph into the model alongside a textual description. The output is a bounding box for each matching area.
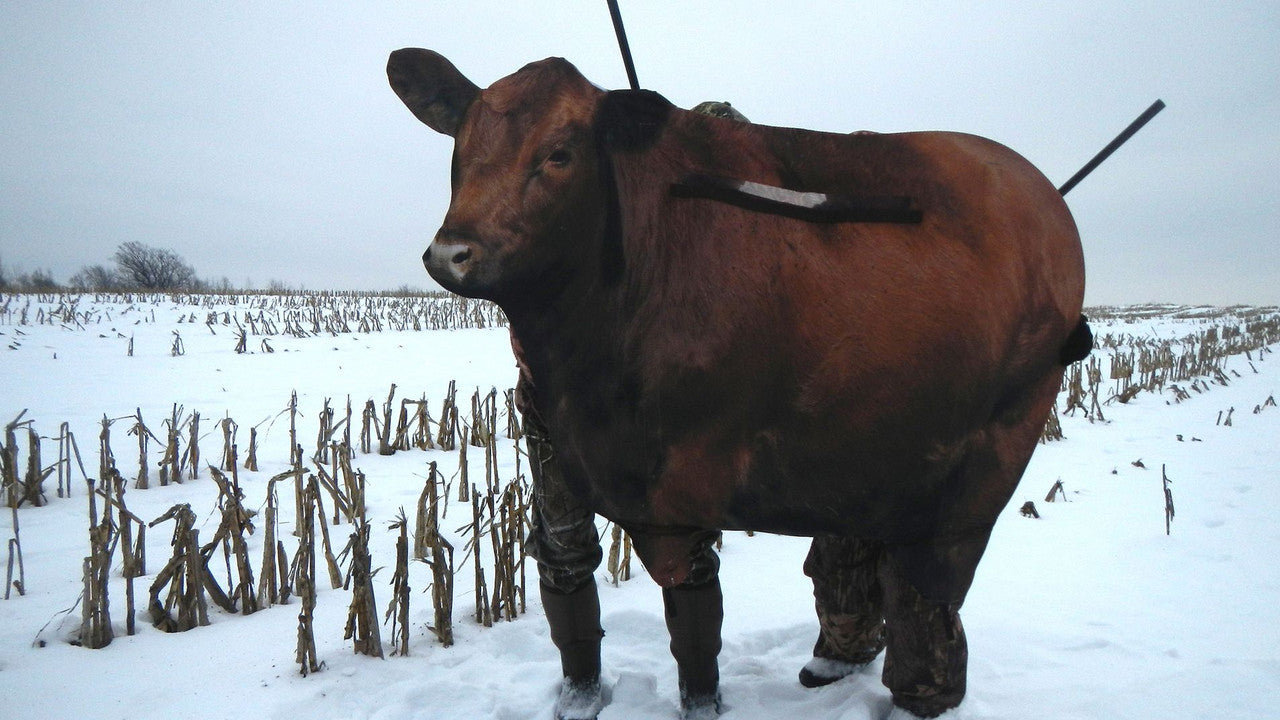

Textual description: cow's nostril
[451,248,472,265]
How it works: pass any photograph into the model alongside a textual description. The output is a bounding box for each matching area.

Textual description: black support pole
[1059,99,1166,196]
[606,0,641,90]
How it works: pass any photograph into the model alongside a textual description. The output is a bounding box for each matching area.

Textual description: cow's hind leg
[875,373,1062,717]
[799,535,887,687]
[878,551,969,718]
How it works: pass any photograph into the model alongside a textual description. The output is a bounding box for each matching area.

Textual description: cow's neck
[500,247,626,401]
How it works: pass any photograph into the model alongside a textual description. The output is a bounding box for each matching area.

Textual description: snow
[1,295,1278,720]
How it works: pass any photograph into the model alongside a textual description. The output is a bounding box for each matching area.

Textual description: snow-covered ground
[1,296,1277,720]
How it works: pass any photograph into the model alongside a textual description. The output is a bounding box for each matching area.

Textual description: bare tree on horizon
[112,241,197,291]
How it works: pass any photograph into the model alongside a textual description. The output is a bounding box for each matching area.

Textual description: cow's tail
[1059,314,1093,365]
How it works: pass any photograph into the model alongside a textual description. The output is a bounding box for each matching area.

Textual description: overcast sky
[2,2,1276,305]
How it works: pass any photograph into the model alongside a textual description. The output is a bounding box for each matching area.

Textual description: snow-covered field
[1,295,1278,720]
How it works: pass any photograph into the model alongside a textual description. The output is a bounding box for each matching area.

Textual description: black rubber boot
[663,578,724,719]
[541,578,605,720]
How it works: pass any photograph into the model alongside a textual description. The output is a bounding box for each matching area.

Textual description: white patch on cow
[736,180,828,209]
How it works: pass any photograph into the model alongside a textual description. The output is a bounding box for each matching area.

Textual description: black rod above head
[606,0,641,90]
[1059,99,1166,196]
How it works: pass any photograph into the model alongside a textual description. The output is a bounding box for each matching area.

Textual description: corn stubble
[10,295,1274,685]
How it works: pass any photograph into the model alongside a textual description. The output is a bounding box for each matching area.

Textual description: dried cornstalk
[206,465,258,615]
[607,524,633,586]
[243,427,259,472]
[98,472,145,634]
[458,428,470,503]
[385,510,411,656]
[1163,464,1175,535]
[219,417,237,472]
[314,398,333,463]
[1044,479,1066,503]
[288,392,301,469]
[471,486,491,627]
[488,480,526,621]
[20,426,52,507]
[340,519,383,657]
[5,500,25,598]
[504,389,520,440]
[307,471,344,589]
[4,412,29,508]
[1040,402,1064,443]
[379,384,397,456]
[515,481,528,613]
[291,478,322,675]
[412,396,435,450]
[1086,356,1106,421]
[436,380,457,451]
[414,462,438,561]
[80,475,118,648]
[470,390,488,449]
[57,422,72,499]
[5,535,24,599]
[292,453,305,540]
[417,462,454,646]
[343,397,353,453]
[361,400,376,454]
[156,404,185,486]
[276,540,291,602]
[429,534,455,647]
[128,408,152,489]
[187,411,200,480]
[312,462,352,525]
[343,457,366,522]
[258,469,300,607]
[393,402,410,451]
[1061,364,1087,417]
[483,424,496,494]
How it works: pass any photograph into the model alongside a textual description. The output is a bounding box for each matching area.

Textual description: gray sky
[2,2,1276,305]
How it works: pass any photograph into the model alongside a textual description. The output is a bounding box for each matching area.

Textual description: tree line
[4,242,234,293]
[2,243,430,296]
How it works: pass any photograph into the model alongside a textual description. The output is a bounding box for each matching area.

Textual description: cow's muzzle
[422,236,476,292]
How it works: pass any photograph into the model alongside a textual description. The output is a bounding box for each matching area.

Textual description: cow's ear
[598,90,673,151]
[387,48,479,137]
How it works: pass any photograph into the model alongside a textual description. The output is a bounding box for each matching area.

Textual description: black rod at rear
[1059,99,1166,196]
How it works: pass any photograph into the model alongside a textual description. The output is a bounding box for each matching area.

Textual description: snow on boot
[542,579,605,720]
[678,689,722,720]
[884,705,962,720]
[798,656,868,688]
[554,678,605,720]
[664,578,724,719]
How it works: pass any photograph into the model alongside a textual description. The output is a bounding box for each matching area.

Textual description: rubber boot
[541,578,605,720]
[663,578,724,719]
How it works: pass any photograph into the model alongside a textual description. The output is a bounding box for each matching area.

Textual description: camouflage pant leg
[524,415,603,594]
[879,555,968,718]
[803,535,887,663]
[679,529,722,588]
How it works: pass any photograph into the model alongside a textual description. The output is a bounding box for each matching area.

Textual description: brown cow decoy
[388,48,1091,720]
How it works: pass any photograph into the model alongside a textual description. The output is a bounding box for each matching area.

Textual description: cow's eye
[546,149,572,167]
